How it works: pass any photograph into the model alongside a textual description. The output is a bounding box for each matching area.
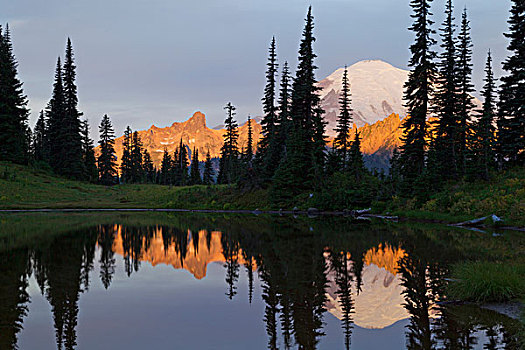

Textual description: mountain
[106,111,262,167]
[318,60,408,133]
[98,111,401,171]
[111,226,423,329]
[318,59,482,136]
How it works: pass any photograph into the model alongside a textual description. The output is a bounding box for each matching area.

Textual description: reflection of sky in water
[20,248,411,350]
[18,245,495,350]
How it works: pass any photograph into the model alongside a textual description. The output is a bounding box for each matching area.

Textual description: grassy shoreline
[1,162,524,226]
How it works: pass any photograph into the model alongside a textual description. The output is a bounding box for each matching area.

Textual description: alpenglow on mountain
[318,60,409,133]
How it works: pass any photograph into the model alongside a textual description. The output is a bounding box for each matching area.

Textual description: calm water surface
[0,213,522,349]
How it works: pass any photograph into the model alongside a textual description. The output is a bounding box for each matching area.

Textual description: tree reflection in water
[0,214,523,350]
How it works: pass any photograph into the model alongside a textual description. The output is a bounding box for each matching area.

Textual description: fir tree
[130,131,144,183]
[399,0,437,183]
[273,7,325,199]
[0,24,30,164]
[468,51,497,180]
[430,0,459,180]
[61,38,85,179]
[190,147,202,185]
[160,148,172,185]
[80,119,98,182]
[246,116,254,163]
[178,139,189,185]
[497,0,525,166]
[33,110,49,163]
[257,37,279,180]
[333,66,352,170]
[142,149,154,183]
[97,115,117,185]
[120,126,133,183]
[276,61,291,155]
[348,130,365,181]
[203,150,215,185]
[456,7,475,175]
[217,102,240,184]
[46,57,67,172]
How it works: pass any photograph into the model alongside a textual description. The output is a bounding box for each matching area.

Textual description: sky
[0,0,512,138]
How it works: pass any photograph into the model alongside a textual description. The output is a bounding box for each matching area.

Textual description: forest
[0,0,523,218]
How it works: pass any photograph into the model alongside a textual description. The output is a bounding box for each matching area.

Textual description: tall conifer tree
[47,58,67,172]
[456,7,475,175]
[142,149,154,183]
[120,126,133,183]
[160,148,172,185]
[399,0,437,184]
[468,51,497,180]
[33,110,49,163]
[276,61,291,155]
[130,131,144,182]
[203,150,214,185]
[246,116,254,162]
[258,37,279,180]
[431,0,459,179]
[218,102,240,184]
[61,38,85,179]
[97,115,117,185]
[190,147,202,185]
[273,6,325,198]
[178,139,189,185]
[333,66,352,170]
[497,0,525,166]
[0,24,30,163]
[80,119,98,182]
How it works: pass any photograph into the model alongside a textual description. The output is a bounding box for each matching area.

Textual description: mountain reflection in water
[0,213,522,350]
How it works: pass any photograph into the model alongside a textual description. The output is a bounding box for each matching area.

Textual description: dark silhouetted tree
[0,24,30,164]
[333,66,352,170]
[203,150,214,185]
[97,114,118,185]
[190,147,202,185]
[497,0,525,166]
[80,119,98,182]
[399,0,437,185]
[217,102,240,184]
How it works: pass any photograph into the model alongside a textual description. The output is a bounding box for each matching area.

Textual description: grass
[1,162,524,228]
[447,261,525,303]
[0,162,271,210]
[387,168,525,227]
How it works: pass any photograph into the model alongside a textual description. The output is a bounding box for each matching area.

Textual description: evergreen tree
[430,0,459,180]
[273,7,325,199]
[246,116,254,163]
[160,148,172,185]
[80,119,98,182]
[178,139,189,185]
[333,66,352,170]
[120,126,133,183]
[142,149,155,183]
[130,131,144,183]
[456,7,475,175]
[203,150,215,185]
[276,61,291,155]
[217,102,240,184]
[46,58,67,172]
[399,0,437,184]
[467,51,497,180]
[257,37,279,180]
[0,24,30,164]
[497,0,525,166]
[33,110,49,163]
[190,147,202,185]
[97,115,117,185]
[61,38,85,179]
[348,130,365,181]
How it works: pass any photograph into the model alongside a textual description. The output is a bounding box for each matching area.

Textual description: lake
[0,212,522,349]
